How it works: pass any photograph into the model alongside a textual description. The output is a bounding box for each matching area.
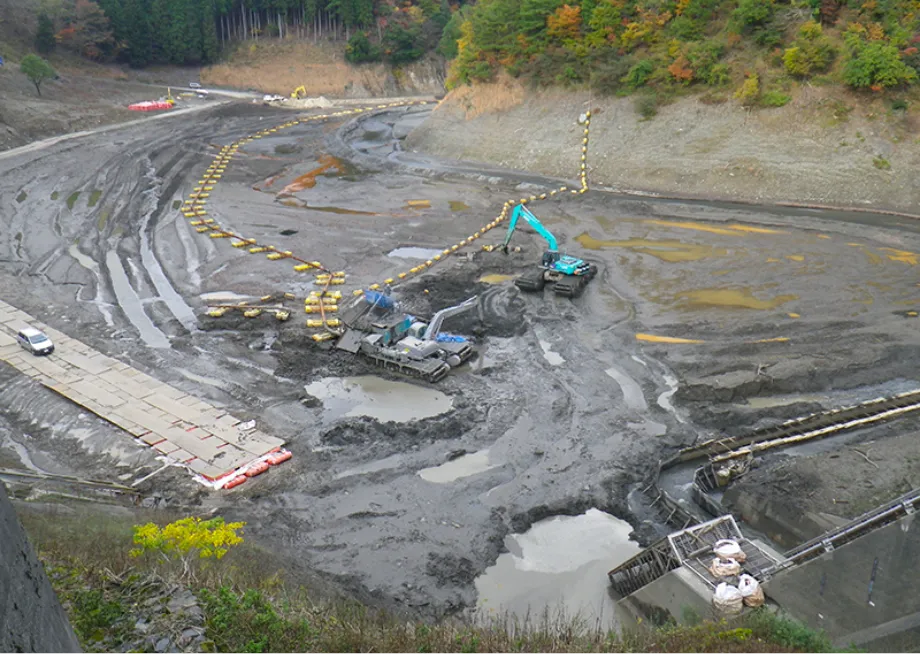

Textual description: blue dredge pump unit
[335,290,478,383]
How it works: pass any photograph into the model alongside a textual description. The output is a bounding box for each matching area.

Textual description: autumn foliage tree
[547,4,582,42]
[56,0,116,60]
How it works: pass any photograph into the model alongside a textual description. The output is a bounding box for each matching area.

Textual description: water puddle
[675,287,798,310]
[304,376,453,422]
[336,452,406,480]
[105,250,170,348]
[388,247,444,260]
[575,234,726,263]
[177,369,226,388]
[200,291,252,302]
[645,219,785,236]
[419,449,499,483]
[538,340,564,366]
[605,366,647,411]
[479,273,516,284]
[278,197,377,215]
[474,509,640,632]
[279,154,347,194]
[746,393,827,409]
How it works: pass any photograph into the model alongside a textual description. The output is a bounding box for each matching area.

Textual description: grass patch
[22,506,833,653]
[172,199,182,210]
[67,191,81,210]
[873,156,891,170]
[87,190,102,208]
[16,190,28,203]
[51,191,59,200]
[760,90,791,107]
[97,208,110,231]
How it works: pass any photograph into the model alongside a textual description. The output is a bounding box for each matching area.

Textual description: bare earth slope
[406,77,920,213]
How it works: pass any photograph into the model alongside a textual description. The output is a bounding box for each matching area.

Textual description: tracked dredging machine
[333,291,478,383]
[499,204,598,298]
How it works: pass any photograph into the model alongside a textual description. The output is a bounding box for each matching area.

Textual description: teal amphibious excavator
[500,204,597,298]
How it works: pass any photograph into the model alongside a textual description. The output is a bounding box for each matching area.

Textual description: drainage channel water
[105,250,170,349]
[473,509,641,633]
[304,375,453,423]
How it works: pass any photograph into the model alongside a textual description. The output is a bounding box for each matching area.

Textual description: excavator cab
[541,251,561,268]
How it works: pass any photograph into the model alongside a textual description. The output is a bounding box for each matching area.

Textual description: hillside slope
[406,75,920,212]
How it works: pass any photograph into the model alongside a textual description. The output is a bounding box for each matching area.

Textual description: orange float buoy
[245,461,270,477]
[224,475,247,489]
[266,450,293,465]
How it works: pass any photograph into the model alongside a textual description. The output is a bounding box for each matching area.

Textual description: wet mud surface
[3,101,920,619]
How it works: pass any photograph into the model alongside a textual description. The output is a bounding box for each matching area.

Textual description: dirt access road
[2,100,920,617]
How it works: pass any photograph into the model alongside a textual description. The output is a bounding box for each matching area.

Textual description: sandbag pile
[708,538,764,614]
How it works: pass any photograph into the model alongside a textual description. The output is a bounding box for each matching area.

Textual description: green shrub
[382,22,424,65]
[734,73,760,105]
[891,97,908,111]
[622,58,656,89]
[345,31,381,63]
[783,21,836,77]
[437,9,463,58]
[760,89,791,106]
[636,93,659,118]
[842,40,917,88]
[745,608,835,652]
[589,51,635,95]
[686,40,725,83]
[732,0,775,33]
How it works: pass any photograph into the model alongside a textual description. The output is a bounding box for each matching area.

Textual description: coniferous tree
[35,12,57,53]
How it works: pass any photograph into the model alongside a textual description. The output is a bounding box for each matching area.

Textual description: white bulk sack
[713,582,744,615]
[713,538,747,562]
[709,556,741,577]
[738,574,765,607]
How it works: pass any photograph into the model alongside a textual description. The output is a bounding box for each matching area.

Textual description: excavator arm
[422,296,479,341]
[500,205,559,254]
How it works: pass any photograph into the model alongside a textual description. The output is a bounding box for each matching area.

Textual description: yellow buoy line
[180,99,436,335]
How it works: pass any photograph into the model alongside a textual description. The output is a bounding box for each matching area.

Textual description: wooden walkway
[0,300,288,486]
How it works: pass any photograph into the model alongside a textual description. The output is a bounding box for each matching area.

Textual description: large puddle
[676,287,799,310]
[304,376,453,422]
[474,509,641,632]
[388,247,444,260]
[418,449,499,483]
[575,234,727,263]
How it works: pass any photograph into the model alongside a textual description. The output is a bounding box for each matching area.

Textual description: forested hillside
[443,0,920,106]
[19,0,920,103]
[29,0,454,68]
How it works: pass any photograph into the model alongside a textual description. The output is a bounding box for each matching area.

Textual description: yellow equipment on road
[291,85,307,99]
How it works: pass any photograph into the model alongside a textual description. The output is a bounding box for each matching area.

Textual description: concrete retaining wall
[764,513,920,650]
[0,483,81,652]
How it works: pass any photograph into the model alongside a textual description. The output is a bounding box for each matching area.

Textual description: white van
[16,327,54,355]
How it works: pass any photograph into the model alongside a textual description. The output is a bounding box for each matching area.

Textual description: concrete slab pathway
[0,300,288,484]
